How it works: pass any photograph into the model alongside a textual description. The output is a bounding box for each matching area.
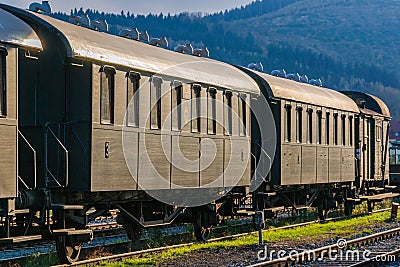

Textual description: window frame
[284,104,292,142]
[224,91,233,136]
[333,113,338,145]
[316,110,322,145]
[0,49,6,117]
[296,106,303,143]
[207,88,217,135]
[307,108,313,144]
[349,116,353,146]
[100,66,116,125]
[376,124,382,141]
[341,114,346,146]
[171,80,183,131]
[191,84,201,133]
[150,76,162,129]
[326,112,330,145]
[238,93,247,136]
[126,71,141,127]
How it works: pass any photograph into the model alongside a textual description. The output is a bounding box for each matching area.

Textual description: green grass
[101,211,393,267]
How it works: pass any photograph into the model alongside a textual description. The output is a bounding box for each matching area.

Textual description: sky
[1,0,254,15]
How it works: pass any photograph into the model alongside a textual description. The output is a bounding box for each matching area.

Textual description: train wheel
[344,201,354,216]
[194,225,211,242]
[117,214,142,241]
[191,205,218,242]
[317,207,327,221]
[56,236,82,264]
[125,223,142,241]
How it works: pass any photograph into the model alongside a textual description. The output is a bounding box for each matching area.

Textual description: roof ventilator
[248,62,263,72]
[309,78,323,87]
[119,28,140,40]
[175,43,194,54]
[69,15,108,32]
[150,37,168,47]
[271,69,287,78]
[69,14,91,27]
[286,73,301,82]
[29,1,51,13]
[300,75,308,83]
[139,30,150,42]
[193,47,210,57]
[92,20,108,32]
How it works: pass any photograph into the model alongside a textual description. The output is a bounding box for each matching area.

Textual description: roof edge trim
[0,4,73,57]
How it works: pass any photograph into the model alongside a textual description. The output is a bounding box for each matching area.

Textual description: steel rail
[50,208,392,267]
[348,248,400,267]
[248,226,400,267]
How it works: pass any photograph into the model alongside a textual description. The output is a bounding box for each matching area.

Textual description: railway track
[349,248,400,267]
[0,217,251,265]
[0,212,124,264]
[249,225,400,267]
[49,208,392,267]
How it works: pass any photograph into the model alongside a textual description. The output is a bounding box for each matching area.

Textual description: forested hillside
[52,0,400,118]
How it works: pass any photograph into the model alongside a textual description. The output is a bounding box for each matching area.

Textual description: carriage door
[354,116,361,188]
[363,118,371,181]
[368,119,375,180]
[375,120,383,180]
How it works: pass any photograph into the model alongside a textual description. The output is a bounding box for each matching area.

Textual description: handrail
[251,152,260,181]
[18,175,30,190]
[72,128,87,162]
[44,124,69,188]
[71,128,88,179]
[18,130,37,189]
[255,141,272,173]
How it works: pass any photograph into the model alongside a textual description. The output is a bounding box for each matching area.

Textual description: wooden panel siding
[200,137,224,187]
[316,147,329,183]
[301,146,317,184]
[281,144,301,185]
[329,147,341,183]
[171,135,200,188]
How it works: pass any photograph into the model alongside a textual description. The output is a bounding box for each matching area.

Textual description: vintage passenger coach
[0,4,259,262]
[0,3,397,264]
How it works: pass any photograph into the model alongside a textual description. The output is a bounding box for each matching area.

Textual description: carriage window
[284,104,291,142]
[126,71,140,126]
[307,109,313,144]
[341,115,346,146]
[333,113,338,145]
[376,125,382,141]
[151,76,162,129]
[208,88,217,134]
[172,81,182,130]
[239,95,247,136]
[0,51,5,117]
[192,85,201,133]
[317,111,322,144]
[326,112,330,145]
[296,107,302,143]
[349,116,353,146]
[100,66,115,124]
[225,91,233,135]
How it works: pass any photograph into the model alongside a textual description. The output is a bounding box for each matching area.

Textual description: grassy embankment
[103,211,395,266]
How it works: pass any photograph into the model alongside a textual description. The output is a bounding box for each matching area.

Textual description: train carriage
[241,68,361,217]
[341,91,392,192]
[241,68,396,217]
[0,7,42,232]
[0,4,259,262]
[0,3,398,264]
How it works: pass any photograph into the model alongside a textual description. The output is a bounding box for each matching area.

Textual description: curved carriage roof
[340,91,390,118]
[0,8,42,49]
[0,5,259,95]
[241,68,359,112]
